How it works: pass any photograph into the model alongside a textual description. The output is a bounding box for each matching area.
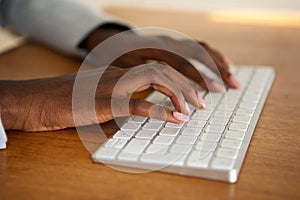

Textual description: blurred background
[82,0,300,13]
[81,0,300,26]
[1,0,299,54]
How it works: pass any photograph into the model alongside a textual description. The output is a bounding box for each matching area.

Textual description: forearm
[0,77,74,131]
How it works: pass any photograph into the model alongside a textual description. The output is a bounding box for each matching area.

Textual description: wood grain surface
[0,7,299,200]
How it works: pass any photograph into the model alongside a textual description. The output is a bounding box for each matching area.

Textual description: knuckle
[173,89,184,101]
[144,66,157,74]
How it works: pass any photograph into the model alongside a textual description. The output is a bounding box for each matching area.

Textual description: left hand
[83,27,241,92]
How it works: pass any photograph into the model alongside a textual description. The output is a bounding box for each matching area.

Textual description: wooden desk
[0,8,299,199]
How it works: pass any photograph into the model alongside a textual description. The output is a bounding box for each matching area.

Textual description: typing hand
[0,64,203,131]
[84,27,241,92]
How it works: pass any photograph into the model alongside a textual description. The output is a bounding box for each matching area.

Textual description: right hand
[0,63,204,131]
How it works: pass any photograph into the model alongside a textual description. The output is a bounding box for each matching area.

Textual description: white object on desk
[0,115,7,149]
[92,65,275,183]
[0,28,25,55]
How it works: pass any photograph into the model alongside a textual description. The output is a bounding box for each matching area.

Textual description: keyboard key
[113,130,135,140]
[104,138,118,148]
[121,122,141,132]
[239,102,257,109]
[118,151,140,161]
[165,122,185,128]
[211,157,235,170]
[200,108,214,114]
[209,117,229,126]
[187,151,213,168]
[242,95,260,103]
[213,112,232,119]
[140,153,182,165]
[149,118,164,123]
[160,127,181,136]
[128,116,148,124]
[216,148,239,159]
[146,144,168,154]
[236,109,255,116]
[221,139,242,149]
[104,138,129,149]
[216,105,236,112]
[203,103,215,112]
[135,130,157,139]
[205,124,226,134]
[176,135,197,144]
[153,135,175,145]
[181,127,202,136]
[192,112,211,120]
[170,144,192,154]
[232,115,251,123]
[123,138,150,154]
[143,121,164,130]
[114,139,128,149]
[201,133,221,142]
[195,141,217,152]
[186,119,207,128]
[229,122,248,131]
[205,92,224,103]
[172,155,187,166]
[225,130,245,140]
[94,147,120,160]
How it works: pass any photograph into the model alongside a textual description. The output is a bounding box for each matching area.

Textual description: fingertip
[209,81,226,93]
[173,111,190,122]
[185,102,192,115]
[197,92,206,109]
[229,75,242,89]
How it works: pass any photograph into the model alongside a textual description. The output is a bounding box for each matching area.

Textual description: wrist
[81,24,132,52]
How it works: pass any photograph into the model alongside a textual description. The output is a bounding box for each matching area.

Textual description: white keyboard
[92,66,275,183]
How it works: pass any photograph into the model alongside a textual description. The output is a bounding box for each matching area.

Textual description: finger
[129,98,189,123]
[197,42,241,89]
[134,82,187,115]
[113,64,192,115]
[126,49,206,86]
[109,97,188,123]
[191,71,226,93]
[136,67,190,115]
[152,53,226,94]
[157,63,205,108]
[131,49,208,99]
[134,82,194,113]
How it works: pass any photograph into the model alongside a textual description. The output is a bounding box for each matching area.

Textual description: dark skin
[0,27,241,131]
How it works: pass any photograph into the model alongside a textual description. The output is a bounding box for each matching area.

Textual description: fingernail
[173,111,189,122]
[197,93,206,108]
[185,102,191,115]
[210,81,226,93]
[229,75,242,89]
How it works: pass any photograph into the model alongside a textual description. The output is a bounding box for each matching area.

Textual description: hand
[0,64,204,131]
[84,27,241,91]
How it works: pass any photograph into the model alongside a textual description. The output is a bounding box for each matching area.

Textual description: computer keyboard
[92,65,275,183]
